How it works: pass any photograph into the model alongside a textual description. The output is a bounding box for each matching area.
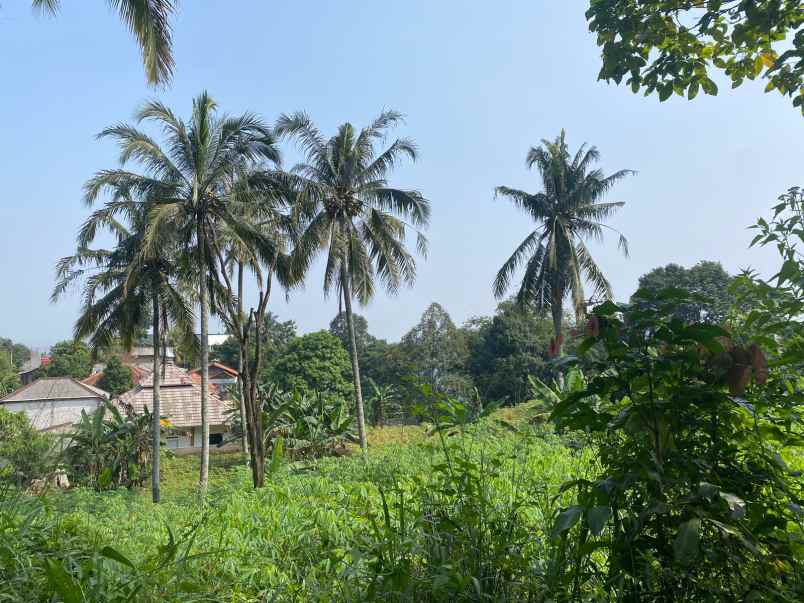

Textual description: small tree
[44,340,93,380]
[97,356,134,397]
[270,332,353,400]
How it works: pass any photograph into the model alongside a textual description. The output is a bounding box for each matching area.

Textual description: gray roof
[1,377,109,403]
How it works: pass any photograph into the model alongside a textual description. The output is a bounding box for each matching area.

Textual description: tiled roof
[1,377,109,403]
[117,363,231,428]
[190,362,239,378]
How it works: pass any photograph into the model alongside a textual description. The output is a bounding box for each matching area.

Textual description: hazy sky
[1,1,801,350]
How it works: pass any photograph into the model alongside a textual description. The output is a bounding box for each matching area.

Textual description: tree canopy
[269,331,352,400]
[466,300,559,404]
[97,356,134,397]
[329,311,374,354]
[401,302,469,392]
[43,340,93,380]
[586,0,804,113]
[494,130,633,353]
[633,260,734,324]
[33,0,177,85]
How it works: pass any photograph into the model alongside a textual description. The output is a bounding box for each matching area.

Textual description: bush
[550,288,804,600]
[0,407,54,488]
[63,402,152,490]
[97,356,134,397]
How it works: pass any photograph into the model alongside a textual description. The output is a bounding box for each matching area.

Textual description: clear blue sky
[1,1,801,350]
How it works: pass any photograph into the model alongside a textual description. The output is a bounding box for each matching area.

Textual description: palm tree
[53,193,194,503]
[493,130,634,355]
[32,0,176,85]
[86,91,280,490]
[275,110,430,451]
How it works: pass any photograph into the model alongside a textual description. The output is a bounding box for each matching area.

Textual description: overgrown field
[2,409,601,602]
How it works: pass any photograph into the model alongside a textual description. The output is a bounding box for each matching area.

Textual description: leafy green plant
[550,285,804,600]
[0,407,55,488]
[63,402,153,490]
[366,379,402,427]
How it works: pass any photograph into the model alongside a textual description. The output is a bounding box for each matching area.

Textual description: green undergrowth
[2,407,599,601]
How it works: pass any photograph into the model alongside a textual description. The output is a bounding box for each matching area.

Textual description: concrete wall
[3,398,103,431]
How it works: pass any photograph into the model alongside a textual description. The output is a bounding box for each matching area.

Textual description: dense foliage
[270,331,353,401]
[63,403,153,491]
[0,337,30,371]
[634,260,734,324]
[97,356,134,397]
[42,340,93,380]
[0,413,599,602]
[466,300,560,404]
[586,0,804,113]
[0,407,54,488]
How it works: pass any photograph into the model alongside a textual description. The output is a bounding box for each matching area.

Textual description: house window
[209,433,223,446]
[166,436,180,449]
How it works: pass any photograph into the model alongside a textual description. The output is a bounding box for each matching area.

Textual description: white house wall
[3,398,103,431]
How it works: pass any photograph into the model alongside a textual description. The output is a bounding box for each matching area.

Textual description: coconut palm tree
[53,193,194,503]
[33,0,176,85]
[84,91,280,490]
[275,110,430,451]
[493,130,634,355]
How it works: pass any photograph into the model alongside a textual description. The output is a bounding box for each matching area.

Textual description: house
[117,363,233,451]
[0,377,109,432]
[190,362,239,389]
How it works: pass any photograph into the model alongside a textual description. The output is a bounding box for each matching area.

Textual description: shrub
[551,288,804,600]
[62,402,152,490]
[0,407,55,488]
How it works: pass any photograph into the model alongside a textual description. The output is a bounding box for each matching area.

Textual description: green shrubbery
[0,407,55,488]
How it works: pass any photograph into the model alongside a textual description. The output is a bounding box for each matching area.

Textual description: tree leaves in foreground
[586,0,804,114]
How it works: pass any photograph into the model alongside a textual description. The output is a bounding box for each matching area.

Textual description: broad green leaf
[552,506,583,538]
[44,559,83,603]
[673,519,700,564]
[586,506,610,536]
[719,492,746,519]
[269,437,284,475]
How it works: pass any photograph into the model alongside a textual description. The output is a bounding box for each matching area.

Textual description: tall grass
[1,417,598,601]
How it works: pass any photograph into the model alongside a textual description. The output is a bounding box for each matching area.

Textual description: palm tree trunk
[197,220,210,491]
[236,262,249,460]
[151,293,161,504]
[341,267,368,451]
[552,296,564,357]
